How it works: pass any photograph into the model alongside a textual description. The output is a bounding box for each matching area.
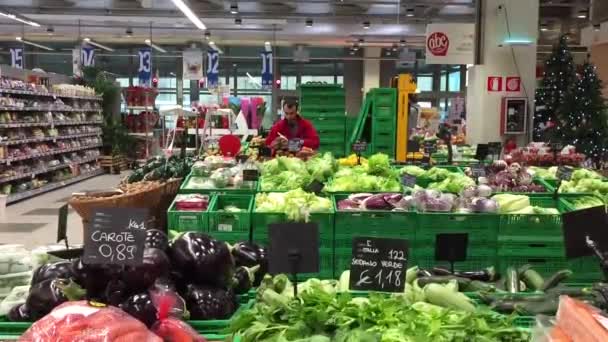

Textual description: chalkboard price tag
[407,140,420,153]
[488,142,502,155]
[57,203,68,244]
[259,146,272,157]
[305,180,324,194]
[288,139,303,152]
[243,169,259,181]
[236,155,249,163]
[401,174,417,188]
[557,166,573,181]
[471,164,486,178]
[268,223,319,274]
[83,208,150,266]
[423,141,437,154]
[420,156,431,167]
[562,206,608,259]
[435,233,469,262]
[349,236,409,292]
[475,144,489,161]
[352,141,368,153]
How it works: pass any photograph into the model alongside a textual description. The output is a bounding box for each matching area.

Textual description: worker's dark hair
[283,99,299,110]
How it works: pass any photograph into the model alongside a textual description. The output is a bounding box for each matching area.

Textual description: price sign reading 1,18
[83,208,148,266]
[349,236,409,292]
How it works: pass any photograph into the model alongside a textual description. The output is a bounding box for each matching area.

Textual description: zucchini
[520,267,544,291]
[417,269,433,278]
[515,297,559,315]
[490,299,520,314]
[431,266,453,276]
[505,267,519,293]
[423,283,476,312]
[541,269,573,291]
[416,275,471,289]
[455,267,496,281]
[405,266,419,284]
[464,280,496,292]
[546,285,592,297]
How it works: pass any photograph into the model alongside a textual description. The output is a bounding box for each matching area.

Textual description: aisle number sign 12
[207,49,219,87]
[138,48,152,85]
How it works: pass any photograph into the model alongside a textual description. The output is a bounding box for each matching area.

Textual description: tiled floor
[0,173,124,248]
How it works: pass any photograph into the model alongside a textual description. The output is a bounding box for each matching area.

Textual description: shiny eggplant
[31,260,76,286]
[7,304,31,322]
[233,265,260,294]
[184,284,237,320]
[122,247,170,293]
[146,229,169,251]
[120,292,157,328]
[25,278,85,320]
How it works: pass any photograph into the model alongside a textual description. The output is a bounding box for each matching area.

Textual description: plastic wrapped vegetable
[152,290,207,342]
[0,285,29,316]
[0,244,31,275]
[209,168,232,188]
[18,301,162,342]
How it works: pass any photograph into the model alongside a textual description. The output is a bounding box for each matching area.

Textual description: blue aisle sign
[81,45,95,67]
[138,48,152,85]
[10,48,23,69]
[207,49,219,87]
[261,51,273,88]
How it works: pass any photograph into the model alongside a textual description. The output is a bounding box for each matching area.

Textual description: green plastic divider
[208,194,253,233]
[179,174,257,195]
[167,194,212,232]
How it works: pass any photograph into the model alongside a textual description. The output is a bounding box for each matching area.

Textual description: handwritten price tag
[349,236,409,292]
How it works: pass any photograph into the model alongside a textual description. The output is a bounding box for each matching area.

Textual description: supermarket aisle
[0,173,124,248]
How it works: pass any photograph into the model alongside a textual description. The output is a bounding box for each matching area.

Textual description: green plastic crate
[413,254,497,272]
[498,196,569,237]
[498,256,603,282]
[416,212,499,244]
[251,211,334,245]
[167,195,211,232]
[208,194,253,233]
[497,235,566,258]
[208,231,251,244]
[179,175,257,195]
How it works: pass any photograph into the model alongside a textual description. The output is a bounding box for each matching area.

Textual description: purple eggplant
[231,241,260,268]
[31,260,76,286]
[361,194,392,210]
[25,278,85,320]
[184,284,237,320]
[233,265,260,294]
[7,304,31,322]
[122,247,170,293]
[145,229,169,250]
[170,232,234,288]
[120,292,158,328]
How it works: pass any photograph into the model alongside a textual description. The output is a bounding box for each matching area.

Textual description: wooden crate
[100,155,127,173]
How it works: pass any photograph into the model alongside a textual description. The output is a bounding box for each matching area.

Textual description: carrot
[549,326,572,342]
[556,295,608,342]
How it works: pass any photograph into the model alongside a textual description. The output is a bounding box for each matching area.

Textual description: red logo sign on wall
[506,77,521,92]
[487,76,503,92]
[427,32,450,57]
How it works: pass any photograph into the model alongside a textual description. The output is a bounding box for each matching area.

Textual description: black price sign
[349,237,409,292]
[268,223,320,274]
[57,203,68,244]
[423,141,437,154]
[352,141,368,153]
[83,208,149,266]
[407,140,420,153]
[288,139,303,152]
[475,144,489,161]
[243,169,259,181]
[488,142,502,155]
[401,174,417,188]
[557,166,573,181]
[435,233,469,262]
[562,206,608,259]
[471,164,486,178]
[259,146,272,157]
[305,180,324,193]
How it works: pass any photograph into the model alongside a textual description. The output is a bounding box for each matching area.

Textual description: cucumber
[416,276,471,289]
[505,267,519,293]
[515,297,559,315]
[546,285,592,297]
[541,269,573,291]
[490,299,520,314]
[465,280,496,292]
[520,267,545,291]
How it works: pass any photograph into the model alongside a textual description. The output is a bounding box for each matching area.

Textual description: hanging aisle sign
[138,48,152,85]
[425,23,474,65]
[10,48,23,69]
[81,45,95,67]
[261,51,273,89]
[183,49,203,80]
[206,49,219,88]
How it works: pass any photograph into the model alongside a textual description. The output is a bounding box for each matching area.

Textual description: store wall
[590,43,608,98]
[363,47,381,93]
[380,59,397,88]
[466,0,539,145]
[344,59,364,116]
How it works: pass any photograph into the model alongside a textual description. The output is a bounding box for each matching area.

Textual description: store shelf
[188,128,258,136]
[0,88,102,101]
[6,168,104,204]
[0,143,103,164]
[128,132,154,138]
[126,106,155,111]
[0,107,101,112]
[0,120,103,128]
[0,155,99,183]
[0,132,101,146]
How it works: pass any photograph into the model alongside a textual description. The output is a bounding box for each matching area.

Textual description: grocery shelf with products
[0,76,103,203]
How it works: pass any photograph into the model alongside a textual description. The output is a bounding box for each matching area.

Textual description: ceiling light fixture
[0,10,40,27]
[577,10,587,19]
[353,43,360,51]
[235,17,242,25]
[230,3,239,14]
[15,37,53,51]
[594,24,601,32]
[171,0,207,30]
[204,31,211,40]
[83,38,114,52]
[392,43,398,52]
[46,26,54,35]
[406,8,414,17]
[399,39,406,47]
[386,51,391,56]
[264,41,272,52]
[540,23,548,31]
[363,21,370,29]
[125,27,133,37]
[145,39,167,53]
[306,18,313,27]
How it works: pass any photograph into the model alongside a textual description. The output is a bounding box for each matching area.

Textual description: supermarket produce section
[2,150,608,341]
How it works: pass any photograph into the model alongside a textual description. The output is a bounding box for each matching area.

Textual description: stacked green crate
[251,209,334,279]
[413,211,499,270]
[299,84,346,157]
[333,195,416,276]
[497,195,601,282]
[167,194,211,232]
[207,194,253,243]
[369,88,397,157]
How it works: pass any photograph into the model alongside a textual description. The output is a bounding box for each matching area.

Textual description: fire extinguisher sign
[487,76,503,92]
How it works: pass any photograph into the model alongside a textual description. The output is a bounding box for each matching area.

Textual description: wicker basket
[69,180,175,228]
[154,178,183,230]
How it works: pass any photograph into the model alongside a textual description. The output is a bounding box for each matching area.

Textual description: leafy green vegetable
[559,176,608,204]
[366,153,393,178]
[229,275,529,342]
[399,165,425,177]
[571,196,605,209]
[255,189,332,221]
[306,153,339,182]
[427,173,475,194]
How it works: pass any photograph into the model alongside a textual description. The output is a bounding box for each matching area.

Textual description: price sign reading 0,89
[83,208,149,266]
[349,237,409,292]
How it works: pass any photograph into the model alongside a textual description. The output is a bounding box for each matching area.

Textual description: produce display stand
[208,194,254,243]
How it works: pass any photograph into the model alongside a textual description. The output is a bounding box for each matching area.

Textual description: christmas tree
[559,61,608,165]
[534,35,576,141]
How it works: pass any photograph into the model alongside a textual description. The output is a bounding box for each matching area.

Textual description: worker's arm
[265,122,287,149]
[300,120,320,150]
